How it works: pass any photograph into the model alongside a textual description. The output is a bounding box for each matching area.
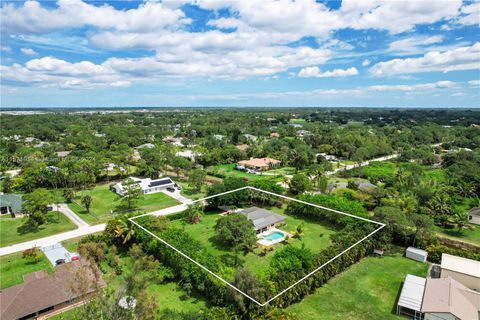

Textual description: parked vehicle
[55,259,65,265]
[166,186,175,192]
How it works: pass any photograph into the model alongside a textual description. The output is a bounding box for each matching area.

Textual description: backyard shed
[406,247,428,263]
[396,274,426,320]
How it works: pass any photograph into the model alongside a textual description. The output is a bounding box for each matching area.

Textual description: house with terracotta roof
[0,258,104,320]
[237,157,281,171]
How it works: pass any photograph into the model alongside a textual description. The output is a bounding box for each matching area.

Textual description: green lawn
[0,212,77,247]
[1,251,53,289]
[68,183,179,224]
[286,254,429,320]
[169,208,337,279]
[434,224,480,245]
[209,164,282,182]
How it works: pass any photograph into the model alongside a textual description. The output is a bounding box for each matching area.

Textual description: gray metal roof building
[239,207,286,232]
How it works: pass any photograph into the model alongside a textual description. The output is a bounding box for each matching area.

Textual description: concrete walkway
[54,203,90,228]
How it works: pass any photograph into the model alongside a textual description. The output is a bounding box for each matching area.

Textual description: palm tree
[114,216,135,244]
[295,223,305,239]
[184,203,204,224]
[450,210,474,233]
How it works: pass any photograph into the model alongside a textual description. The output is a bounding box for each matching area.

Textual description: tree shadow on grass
[17,221,42,235]
[441,228,468,239]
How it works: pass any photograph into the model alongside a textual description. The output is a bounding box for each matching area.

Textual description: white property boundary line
[130,186,385,307]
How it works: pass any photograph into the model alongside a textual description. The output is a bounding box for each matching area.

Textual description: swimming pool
[262,231,285,241]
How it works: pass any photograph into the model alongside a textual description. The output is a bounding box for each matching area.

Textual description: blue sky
[0,0,479,108]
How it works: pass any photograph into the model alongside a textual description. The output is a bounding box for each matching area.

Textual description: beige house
[422,277,480,320]
[238,157,281,171]
[441,253,480,291]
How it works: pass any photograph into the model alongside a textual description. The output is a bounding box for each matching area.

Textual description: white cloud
[20,47,38,56]
[339,0,462,34]
[0,46,12,53]
[388,35,444,53]
[0,0,189,34]
[362,59,370,67]
[468,80,480,86]
[370,43,480,76]
[457,2,480,26]
[298,66,358,78]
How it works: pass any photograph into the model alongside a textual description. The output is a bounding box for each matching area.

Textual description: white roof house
[135,143,155,149]
[441,254,480,278]
[441,253,480,291]
[111,177,175,196]
[176,150,201,161]
[396,274,426,318]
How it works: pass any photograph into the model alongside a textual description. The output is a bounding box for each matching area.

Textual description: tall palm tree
[450,210,474,233]
[114,216,136,244]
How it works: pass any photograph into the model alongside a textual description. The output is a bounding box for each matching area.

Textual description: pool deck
[257,227,293,247]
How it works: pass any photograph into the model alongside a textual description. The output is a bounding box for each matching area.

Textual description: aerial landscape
[0,1,479,320]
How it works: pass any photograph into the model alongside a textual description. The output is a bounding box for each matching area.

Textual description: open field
[68,183,179,224]
[208,164,282,182]
[0,251,53,289]
[286,254,429,320]
[434,224,480,245]
[168,208,337,279]
[0,211,77,247]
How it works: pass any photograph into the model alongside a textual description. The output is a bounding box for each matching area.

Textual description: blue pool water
[263,231,285,241]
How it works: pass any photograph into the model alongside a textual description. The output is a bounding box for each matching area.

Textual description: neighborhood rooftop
[239,207,286,231]
[0,258,104,320]
[441,253,480,278]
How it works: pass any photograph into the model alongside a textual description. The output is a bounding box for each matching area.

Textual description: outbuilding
[406,247,428,263]
[396,274,426,320]
[468,207,480,225]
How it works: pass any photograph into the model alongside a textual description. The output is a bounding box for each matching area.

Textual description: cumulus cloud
[298,66,358,78]
[0,0,189,34]
[20,48,38,56]
[468,80,480,86]
[388,36,444,53]
[362,59,370,67]
[0,0,475,88]
[457,1,480,26]
[370,43,480,76]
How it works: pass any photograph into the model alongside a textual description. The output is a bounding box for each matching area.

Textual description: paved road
[0,223,106,256]
[54,204,90,228]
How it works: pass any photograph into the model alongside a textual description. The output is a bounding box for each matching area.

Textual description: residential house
[213,134,224,140]
[237,157,281,171]
[422,277,480,320]
[468,207,480,225]
[270,132,280,138]
[111,176,175,196]
[239,207,286,234]
[56,151,71,158]
[243,134,257,142]
[235,144,250,152]
[397,254,480,320]
[296,130,311,137]
[440,253,480,291]
[135,143,155,149]
[0,258,105,320]
[162,136,184,147]
[176,150,201,161]
[0,193,23,216]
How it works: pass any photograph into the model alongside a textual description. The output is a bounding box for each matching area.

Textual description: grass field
[434,224,480,245]
[0,212,77,247]
[286,254,429,320]
[209,164,282,182]
[1,251,53,289]
[169,208,337,279]
[68,183,179,224]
